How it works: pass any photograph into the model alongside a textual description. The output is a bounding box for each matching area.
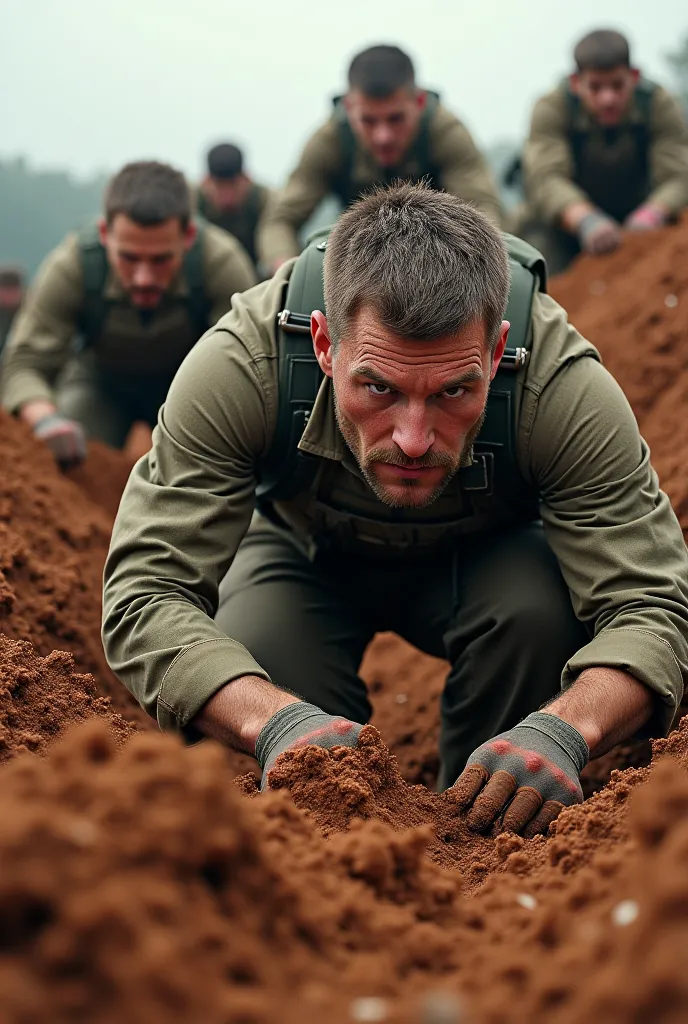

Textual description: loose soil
[1,223,688,1020]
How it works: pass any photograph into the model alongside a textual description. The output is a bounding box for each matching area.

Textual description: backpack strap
[255,235,327,501]
[257,230,547,503]
[182,223,212,336]
[463,235,546,492]
[77,223,110,344]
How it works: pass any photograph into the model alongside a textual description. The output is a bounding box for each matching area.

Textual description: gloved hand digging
[451,712,589,837]
[577,210,622,255]
[256,701,363,790]
[33,413,87,468]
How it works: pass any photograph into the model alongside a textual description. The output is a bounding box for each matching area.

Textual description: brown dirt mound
[0,416,146,726]
[1,220,688,1020]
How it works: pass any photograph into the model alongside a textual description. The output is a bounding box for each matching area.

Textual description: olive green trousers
[215,518,588,789]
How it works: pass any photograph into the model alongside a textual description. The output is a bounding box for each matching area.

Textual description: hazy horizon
[3,1,685,186]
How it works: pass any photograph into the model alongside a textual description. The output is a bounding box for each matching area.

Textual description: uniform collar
[297,376,347,461]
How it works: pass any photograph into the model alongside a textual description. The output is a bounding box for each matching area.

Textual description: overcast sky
[3,0,685,185]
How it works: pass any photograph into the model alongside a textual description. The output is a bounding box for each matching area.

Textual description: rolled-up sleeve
[525,316,688,733]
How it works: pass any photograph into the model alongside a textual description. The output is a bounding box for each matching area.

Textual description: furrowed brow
[352,365,396,388]
[353,364,485,391]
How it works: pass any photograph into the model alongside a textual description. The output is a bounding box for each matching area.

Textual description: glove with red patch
[624,204,668,231]
[33,412,87,468]
[451,712,588,837]
[256,701,363,790]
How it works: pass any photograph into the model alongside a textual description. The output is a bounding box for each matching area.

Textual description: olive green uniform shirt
[523,83,688,224]
[257,103,503,265]
[0,224,257,414]
[102,265,688,736]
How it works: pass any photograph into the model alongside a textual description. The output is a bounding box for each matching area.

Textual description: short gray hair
[324,182,509,351]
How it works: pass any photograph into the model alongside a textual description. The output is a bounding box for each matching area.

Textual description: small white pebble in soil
[665,293,679,308]
[395,693,408,704]
[612,899,639,926]
[420,991,464,1024]
[516,893,537,910]
[350,997,388,1021]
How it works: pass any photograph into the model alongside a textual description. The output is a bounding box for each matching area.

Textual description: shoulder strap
[182,222,212,335]
[331,96,358,205]
[77,223,109,344]
[255,237,327,501]
[415,91,441,185]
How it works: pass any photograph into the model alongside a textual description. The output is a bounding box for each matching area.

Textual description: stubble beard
[335,403,486,509]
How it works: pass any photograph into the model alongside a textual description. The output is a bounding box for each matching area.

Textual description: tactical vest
[256,230,547,553]
[196,188,263,266]
[330,92,443,208]
[563,78,656,223]
[77,221,212,345]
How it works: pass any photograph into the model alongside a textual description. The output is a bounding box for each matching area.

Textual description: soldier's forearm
[543,667,654,758]
[192,674,302,755]
[560,200,597,234]
[20,398,58,427]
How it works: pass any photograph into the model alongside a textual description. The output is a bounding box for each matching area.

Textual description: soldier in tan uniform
[1,161,256,466]
[103,183,688,837]
[519,29,688,274]
[197,143,272,276]
[258,45,502,273]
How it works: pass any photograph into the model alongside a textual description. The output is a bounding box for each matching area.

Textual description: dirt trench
[1,221,688,1020]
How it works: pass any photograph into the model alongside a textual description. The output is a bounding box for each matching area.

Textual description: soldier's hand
[256,701,363,790]
[577,211,622,255]
[33,413,87,468]
[624,204,668,232]
[450,712,588,837]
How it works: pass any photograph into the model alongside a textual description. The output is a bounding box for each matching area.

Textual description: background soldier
[258,44,502,273]
[197,143,271,276]
[1,161,256,466]
[518,29,688,274]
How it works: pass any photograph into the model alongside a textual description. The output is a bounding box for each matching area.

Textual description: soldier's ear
[97,218,108,247]
[311,310,334,378]
[490,322,510,381]
[569,72,581,95]
[183,221,197,251]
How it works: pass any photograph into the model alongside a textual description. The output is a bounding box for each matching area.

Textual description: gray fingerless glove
[453,712,589,837]
[256,702,363,790]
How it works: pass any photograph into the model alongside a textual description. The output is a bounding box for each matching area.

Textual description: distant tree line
[0,158,106,278]
[3,38,687,281]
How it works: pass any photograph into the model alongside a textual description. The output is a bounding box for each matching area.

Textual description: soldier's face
[344,88,426,167]
[571,67,640,127]
[100,215,196,310]
[204,175,249,212]
[312,307,509,509]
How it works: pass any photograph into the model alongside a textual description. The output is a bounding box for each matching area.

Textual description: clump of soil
[1,222,688,1020]
[0,634,132,762]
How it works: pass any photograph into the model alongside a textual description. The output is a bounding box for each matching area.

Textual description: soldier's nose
[392,416,434,459]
